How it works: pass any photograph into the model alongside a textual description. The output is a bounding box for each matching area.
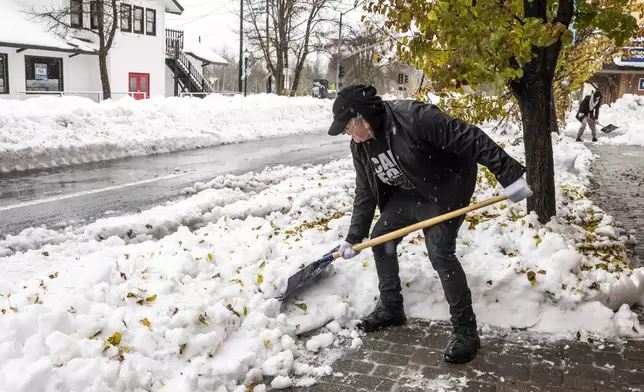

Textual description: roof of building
[165,0,184,15]
[1,0,185,53]
[0,0,98,53]
[183,41,228,65]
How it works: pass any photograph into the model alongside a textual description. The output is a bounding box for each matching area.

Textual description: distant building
[584,3,644,103]
[0,0,227,101]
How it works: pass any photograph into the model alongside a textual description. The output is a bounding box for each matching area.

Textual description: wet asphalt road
[0,132,350,238]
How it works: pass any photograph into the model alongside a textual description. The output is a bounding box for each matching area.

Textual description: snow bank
[564,94,644,145]
[1,130,644,390]
[0,94,333,173]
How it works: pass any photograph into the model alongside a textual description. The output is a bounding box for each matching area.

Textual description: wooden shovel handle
[332,193,509,259]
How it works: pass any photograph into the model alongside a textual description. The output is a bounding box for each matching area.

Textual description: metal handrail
[165,28,213,93]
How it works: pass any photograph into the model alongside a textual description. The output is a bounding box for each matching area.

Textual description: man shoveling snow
[327,84,532,364]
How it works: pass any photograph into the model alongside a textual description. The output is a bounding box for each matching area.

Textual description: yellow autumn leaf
[257,274,264,284]
[199,314,208,325]
[534,235,542,246]
[146,294,157,302]
[230,279,244,287]
[141,318,152,330]
[108,332,121,346]
[104,332,122,351]
[295,303,307,314]
[207,253,214,262]
[527,271,537,286]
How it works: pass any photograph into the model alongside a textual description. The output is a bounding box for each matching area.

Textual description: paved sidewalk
[587,144,644,266]
[285,319,644,392]
[280,143,644,392]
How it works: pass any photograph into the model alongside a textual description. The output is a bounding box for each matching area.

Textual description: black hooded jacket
[576,91,602,122]
[345,99,527,245]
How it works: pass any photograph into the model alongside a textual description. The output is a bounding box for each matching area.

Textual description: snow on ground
[563,94,644,145]
[1,124,644,390]
[0,94,333,173]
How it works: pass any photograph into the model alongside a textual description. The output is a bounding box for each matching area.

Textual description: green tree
[366,0,641,223]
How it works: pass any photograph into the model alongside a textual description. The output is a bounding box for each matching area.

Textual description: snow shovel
[593,119,618,134]
[279,193,510,300]
[583,115,618,134]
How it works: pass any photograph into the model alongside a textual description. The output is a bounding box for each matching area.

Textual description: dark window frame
[0,53,8,94]
[70,0,83,28]
[90,1,100,30]
[120,3,132,32]
[24,55,64,93]
[145,8,156,36]
[133,6,144,34]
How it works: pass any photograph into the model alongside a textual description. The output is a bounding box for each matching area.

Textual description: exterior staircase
[165,29,214,95]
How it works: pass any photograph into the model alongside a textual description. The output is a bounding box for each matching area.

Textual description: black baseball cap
[328,84,382,136]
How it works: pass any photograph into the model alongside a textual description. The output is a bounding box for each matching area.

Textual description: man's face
[345,117,374,143]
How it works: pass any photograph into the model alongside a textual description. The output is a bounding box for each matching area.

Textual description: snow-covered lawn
[1,121,643,391]
[564,94,644,145]
[0,94,333,173]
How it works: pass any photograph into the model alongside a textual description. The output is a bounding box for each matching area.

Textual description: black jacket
[576,94,601,122]
[345,100,526,245]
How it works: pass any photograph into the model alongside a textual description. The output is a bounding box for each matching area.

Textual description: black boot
[592,137,598,142]
[359,302,406,333]
[444,325,481,363]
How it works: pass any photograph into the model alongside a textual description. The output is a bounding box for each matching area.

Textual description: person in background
[327,84,532,364]
[575,90,602,142]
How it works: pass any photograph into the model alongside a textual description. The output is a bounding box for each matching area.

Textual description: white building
[0,0,228,101]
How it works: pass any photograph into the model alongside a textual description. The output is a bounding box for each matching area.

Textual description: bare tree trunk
[99,51,111,99]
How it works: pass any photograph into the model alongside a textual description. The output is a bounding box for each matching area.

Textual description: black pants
[371,188,476,327]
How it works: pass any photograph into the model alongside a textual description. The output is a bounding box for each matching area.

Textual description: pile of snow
[564,94,644,145]
[0,94,333,173]
[1,127,644,390]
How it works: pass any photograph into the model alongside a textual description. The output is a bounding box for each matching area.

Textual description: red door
[128,73,149,99]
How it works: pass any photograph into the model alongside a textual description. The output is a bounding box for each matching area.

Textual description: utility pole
[238,0,243,93]
[335,13,342,91]
[335,2,361,92]
[266,0,270,93]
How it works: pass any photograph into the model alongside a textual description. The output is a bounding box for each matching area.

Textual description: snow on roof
[0,0,98,53]
[613,57,644,68]
[183,41,228,65]
[165,0,184,15]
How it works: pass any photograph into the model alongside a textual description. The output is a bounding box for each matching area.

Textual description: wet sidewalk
[587,144,644,266]
[286,318,644,392]
[280,144,644,392]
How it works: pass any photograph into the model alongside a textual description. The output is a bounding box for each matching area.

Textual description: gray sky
[167,0,369,62]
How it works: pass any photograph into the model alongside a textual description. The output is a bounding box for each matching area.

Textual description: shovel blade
[279,245,340,300]
[601,124,618,134]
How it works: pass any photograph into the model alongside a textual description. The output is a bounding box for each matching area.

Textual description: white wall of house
[0,47,100,100]
[165,66,175,96]
[2,0,178,100]
[108,0,167,98]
